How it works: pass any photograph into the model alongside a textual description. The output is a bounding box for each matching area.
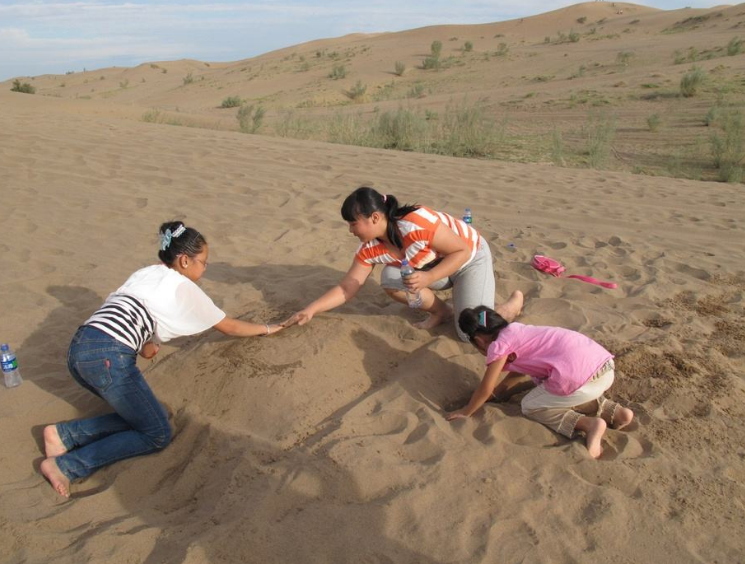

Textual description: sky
[0,0,729,81]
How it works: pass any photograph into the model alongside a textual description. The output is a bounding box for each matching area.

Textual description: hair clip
[159,224,186,251]
[382,194,387,203]
[479,311,487,327]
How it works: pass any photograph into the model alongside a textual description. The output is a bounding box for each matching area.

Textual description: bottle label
[1,357,17,372]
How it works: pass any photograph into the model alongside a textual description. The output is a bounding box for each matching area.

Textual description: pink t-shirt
[486,323,613,396]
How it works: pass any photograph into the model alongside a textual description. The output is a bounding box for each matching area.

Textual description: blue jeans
[54,326,171,482]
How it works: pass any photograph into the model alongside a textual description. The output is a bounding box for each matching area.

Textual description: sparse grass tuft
[680,66,706,97]
[464,41,473,52]
[237,104,265,133]
[346,80,367,100]
[407,83,426,99]
[647,113,662,132]
[710,109,744,182]
[329,64,347,80]
[394,61,406,76]
[583,113,617,168]
[182,72,194,85]
[616,51,634,66]
[727,37,743,56]
[221,96,242,108]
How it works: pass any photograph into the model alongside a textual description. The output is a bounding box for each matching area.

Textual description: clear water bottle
[400,260,423,309]
[1,343,22,388]
[463,208,473,225]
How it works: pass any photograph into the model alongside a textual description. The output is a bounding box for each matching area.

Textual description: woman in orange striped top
[284,187,522,341]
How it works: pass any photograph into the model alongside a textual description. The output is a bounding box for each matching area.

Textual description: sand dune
[2,2,745,562]
[1,81,743,563]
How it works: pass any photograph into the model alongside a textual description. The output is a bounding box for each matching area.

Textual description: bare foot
[414,304,453,330]
[496,290,524,322]
[584,418,607,459]
[612,407,634,430]
[40,458,70,498]
[44,425,67,457]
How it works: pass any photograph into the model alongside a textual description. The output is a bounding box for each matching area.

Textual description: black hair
[340,186,419,249]
[157,221,206,266]
[458,306,510,344]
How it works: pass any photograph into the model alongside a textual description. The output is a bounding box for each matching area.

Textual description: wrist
[264,324,270,335]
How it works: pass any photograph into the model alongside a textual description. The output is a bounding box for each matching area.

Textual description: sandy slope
[0,77,744,564]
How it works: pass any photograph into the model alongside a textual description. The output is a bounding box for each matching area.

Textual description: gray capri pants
[380,236,496,342]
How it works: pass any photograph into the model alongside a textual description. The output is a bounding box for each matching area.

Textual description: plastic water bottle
[1,344,22,388]
[463,208,473,225]
[400,260,423,309]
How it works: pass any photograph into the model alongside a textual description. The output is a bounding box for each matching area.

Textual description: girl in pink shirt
[447,306,634,458]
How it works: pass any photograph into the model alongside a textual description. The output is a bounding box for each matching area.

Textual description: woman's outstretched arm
[283,260,373,327]
[446,356,508,420]
[214,317,283,337]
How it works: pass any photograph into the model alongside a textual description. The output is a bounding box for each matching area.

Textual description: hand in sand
[446,409,470,421]
[265,323,284,335]
[283,310,313,328]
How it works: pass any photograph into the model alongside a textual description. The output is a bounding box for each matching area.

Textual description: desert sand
[1,3,745,564]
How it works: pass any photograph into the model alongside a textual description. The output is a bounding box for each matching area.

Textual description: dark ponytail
[157,221,206,266]
[340,186,419,249]
[458,306,509,343]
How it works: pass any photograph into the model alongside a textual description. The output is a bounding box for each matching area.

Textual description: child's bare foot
[414,304,453,330]
[584,418,607,459]
[44,425,67,457]
[612,407,634,430]
[496,290,524,322]
[40,458,70,498]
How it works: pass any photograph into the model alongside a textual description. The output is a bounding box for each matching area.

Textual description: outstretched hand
[265,323,284,335]
[282,310,314,328]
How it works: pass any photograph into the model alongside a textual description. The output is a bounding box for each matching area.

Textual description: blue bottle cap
[1,344,8,352]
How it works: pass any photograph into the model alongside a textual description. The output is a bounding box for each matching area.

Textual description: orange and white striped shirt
[355,206,481,270]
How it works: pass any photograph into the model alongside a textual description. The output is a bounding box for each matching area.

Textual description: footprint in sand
[601,433,655,461]
[135,197,148,209]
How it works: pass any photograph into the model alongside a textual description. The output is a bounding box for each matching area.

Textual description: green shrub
[237,104,265,133]
[727,37,743,56]
[544,36,551,44]
[568,30,581,43]
[495,43,509,56]
[647,113,662,132]
[11,79,35,94]
[431,40,443,57]
[182,72,194,85]
[329,64,346,80]
[221,96,242,108]
[464,41,473,52]
[680,67,706,97]
[394,61,406,76]
[577,16,587,24]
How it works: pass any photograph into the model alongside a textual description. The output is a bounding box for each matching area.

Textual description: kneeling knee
[147,423,172,450]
